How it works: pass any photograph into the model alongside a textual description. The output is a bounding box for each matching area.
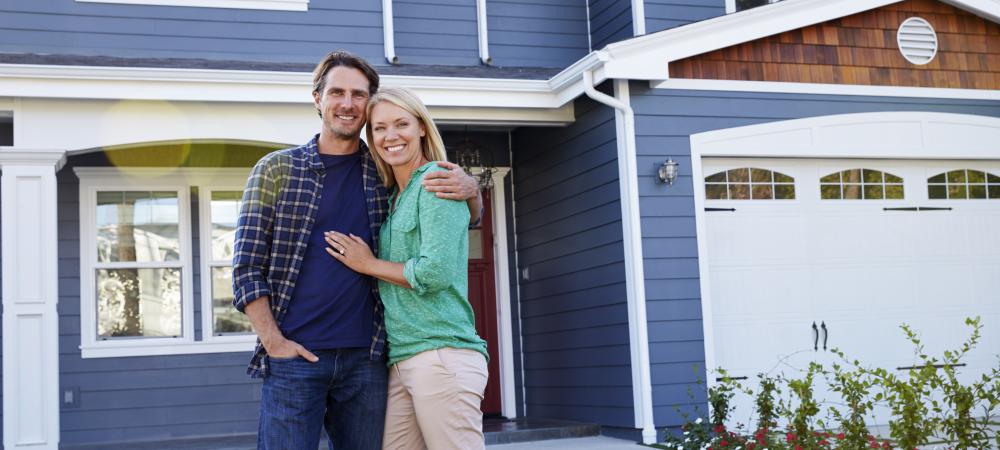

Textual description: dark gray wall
[0,0,384,65]
[394,0,479,66]
[629,82,1000,429]
[589,0,632,50]
[57,149,268,446]
[487,0,589,68]
[510,93,633,427]
[644,0,726,34]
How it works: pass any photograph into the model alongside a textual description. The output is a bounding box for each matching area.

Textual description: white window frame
[75,0,308,12]
[77,168,254,358]
[197,173,258,345]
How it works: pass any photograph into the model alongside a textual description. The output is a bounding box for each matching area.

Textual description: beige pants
[382,347,489,450]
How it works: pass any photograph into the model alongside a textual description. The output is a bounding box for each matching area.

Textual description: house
[2,0,999,447]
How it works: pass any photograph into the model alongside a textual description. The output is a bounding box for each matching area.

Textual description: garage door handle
[705,207,736,212]
[715,376,749,381]
[896,363,966,371]
[883,207,953,211]
[812,322,819,351]
[820,321,828,351]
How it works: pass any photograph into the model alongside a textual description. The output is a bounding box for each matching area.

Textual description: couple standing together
[231,50,490,450]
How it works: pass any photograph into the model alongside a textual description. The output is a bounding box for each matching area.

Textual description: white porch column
[1,150,65,450]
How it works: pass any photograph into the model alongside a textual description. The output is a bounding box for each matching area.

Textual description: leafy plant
[825,350,876,449]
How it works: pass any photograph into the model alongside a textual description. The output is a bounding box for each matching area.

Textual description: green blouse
[378,162,488,366]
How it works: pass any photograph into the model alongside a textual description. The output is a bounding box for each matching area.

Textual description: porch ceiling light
[658,158,679,185]
[452,130,495,190]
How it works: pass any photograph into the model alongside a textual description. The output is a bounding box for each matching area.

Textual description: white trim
[652,78,1000,101]
[75,168,256,358]
[75,0,307,11]
[690,111,1000,159]
[486,168,517,418]
[1,160,62,450]
[725,0,736,13]
[688,111,1000,394]
[468,167,518,418]
[196,170,258,346]
[477,0,492,65]
[632,0,647,36]
[0,64,567,109]
[383,0,398,64]
[80,340,255,358]
[0,150,66,170]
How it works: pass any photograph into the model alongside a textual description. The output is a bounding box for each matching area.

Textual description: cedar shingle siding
[670,0,1000,89]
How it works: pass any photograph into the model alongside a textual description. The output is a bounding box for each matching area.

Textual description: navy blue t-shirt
[282,152,375,350]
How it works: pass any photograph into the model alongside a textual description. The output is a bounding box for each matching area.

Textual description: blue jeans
[258,348,388,450]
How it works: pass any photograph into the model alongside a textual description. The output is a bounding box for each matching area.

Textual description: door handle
[820,321,828,351]
[812,322,819,351]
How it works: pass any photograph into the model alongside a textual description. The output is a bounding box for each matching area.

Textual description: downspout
[581,69,657,445]
[476,0,492,64]
[382,0,398,64]
[631,0,647,35]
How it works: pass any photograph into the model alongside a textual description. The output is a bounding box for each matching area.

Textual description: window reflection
[208,190,252,335]
[705,168,795,200]
[96,191,180,263]
[97,268,181,338]
[820,169,903,200]
[928,169,1000,199]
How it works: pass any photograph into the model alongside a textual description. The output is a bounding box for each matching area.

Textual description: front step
[485,417,601,445]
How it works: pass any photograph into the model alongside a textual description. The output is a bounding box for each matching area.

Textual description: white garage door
[702,158,1000,426]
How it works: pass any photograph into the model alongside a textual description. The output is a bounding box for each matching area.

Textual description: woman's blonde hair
[365,87,448,190]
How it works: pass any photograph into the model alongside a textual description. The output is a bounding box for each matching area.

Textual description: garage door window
[820,169,904,200]
[705,167,795,200]
[928,169,1000,199]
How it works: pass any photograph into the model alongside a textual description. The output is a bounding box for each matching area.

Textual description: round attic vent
[897,17,938,65]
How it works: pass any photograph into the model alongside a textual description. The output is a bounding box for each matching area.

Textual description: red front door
[467,191,502,416]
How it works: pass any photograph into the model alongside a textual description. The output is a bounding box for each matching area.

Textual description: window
[75,0,307,11]
[734,0,781,12]
[705,167,796,200]
[199,188,254,340]
[820,169,904,200]
[77,168,254,358]
[928,169,1000,199]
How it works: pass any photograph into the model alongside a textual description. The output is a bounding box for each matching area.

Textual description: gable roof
[596,0,1000,80]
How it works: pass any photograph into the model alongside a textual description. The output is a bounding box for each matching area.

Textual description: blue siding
[57,148,271,446]
[589,0,632,49]
[629,82,1000,428]
[0,0,384,65]
[644,0,726,34]
[510,93,633,427]
[487,0,589,68]
[394,0,479,66]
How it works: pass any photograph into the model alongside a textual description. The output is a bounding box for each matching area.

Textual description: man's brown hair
[312,50,380,96]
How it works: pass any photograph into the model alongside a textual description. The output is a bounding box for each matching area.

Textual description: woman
[324,87,489,450]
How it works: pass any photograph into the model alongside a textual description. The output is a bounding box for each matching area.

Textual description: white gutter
[382,0,398,64]
[581,70,657,445]
[631,0,647,35]
[477,0,492,65]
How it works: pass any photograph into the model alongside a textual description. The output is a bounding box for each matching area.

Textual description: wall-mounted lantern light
[658,158,679,185]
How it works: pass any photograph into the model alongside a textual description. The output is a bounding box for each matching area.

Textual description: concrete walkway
[488,436,643,449]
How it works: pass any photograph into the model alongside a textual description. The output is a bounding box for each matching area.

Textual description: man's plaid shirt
[232,135,388,378]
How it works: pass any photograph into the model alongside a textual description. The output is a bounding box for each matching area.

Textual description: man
[232,50,482,450]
